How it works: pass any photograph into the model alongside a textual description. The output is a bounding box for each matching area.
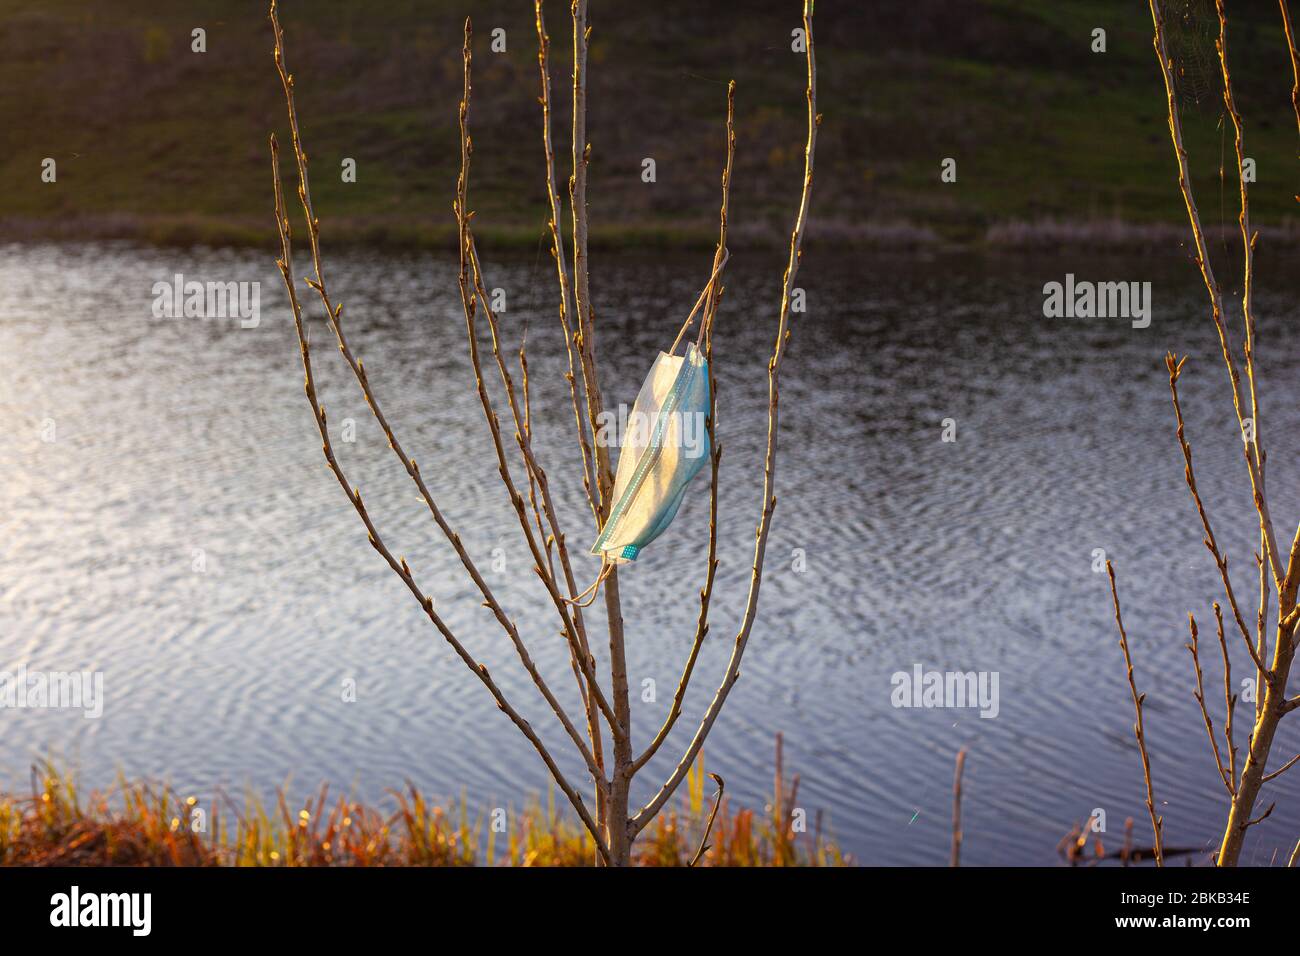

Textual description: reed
[0,751,843,868]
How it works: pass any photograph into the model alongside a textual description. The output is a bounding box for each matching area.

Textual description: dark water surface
[2,240,1298,865]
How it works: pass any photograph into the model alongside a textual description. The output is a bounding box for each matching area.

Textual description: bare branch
[701,81,735,342]
[518,340,607,815]
[1186,613,1234,795]
[466,237,617,758]
[1282,0,1300,142]
[453,20,624,747]
[1106,561,1164,867]
[534,0,599,524]
[562,0,636,866]
[267,139,605,862]
[268,1,609,859]
[517,345,556,580]
[1256,551,1270,724]
[1242,802,1275,830]
[1211,603,1239,785]
[951,748,967,868]
[1215,0,1266,522]
[1280,524,1300,627]
[1146,0,1300,868]
[1215,2,1279,721]
[687,773,725,867]
[1148,0,1283,591]
[1262,752,1300,784]
[270,1,607,778]
[1165,353,1267,677]
[631,79,734,776]
[568,0,612,514]
[632,0,819,835]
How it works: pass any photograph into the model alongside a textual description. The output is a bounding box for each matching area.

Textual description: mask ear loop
[669,249,730,356]
[563,557,614,608]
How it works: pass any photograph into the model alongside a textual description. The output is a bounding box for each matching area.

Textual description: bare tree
[267,0,818,866]
[1107,0,1300,867]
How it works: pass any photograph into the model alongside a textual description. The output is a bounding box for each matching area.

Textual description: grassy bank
[0,748,845,867]
[2,1,1296,250]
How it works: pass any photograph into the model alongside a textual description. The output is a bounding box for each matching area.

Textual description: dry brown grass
[0,744,845,867]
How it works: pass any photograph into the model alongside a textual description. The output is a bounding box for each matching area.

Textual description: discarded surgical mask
[564,252,727,607]
[590,341,711,564]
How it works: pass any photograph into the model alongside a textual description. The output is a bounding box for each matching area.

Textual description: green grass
[0,0,1295,248]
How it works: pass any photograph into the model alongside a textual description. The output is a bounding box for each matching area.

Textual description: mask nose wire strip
[562,558,614,607]
[668,248,730,356]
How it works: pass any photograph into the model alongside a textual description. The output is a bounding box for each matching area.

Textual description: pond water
[1,239,1297,865]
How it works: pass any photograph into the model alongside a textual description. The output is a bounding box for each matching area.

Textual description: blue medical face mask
[562,253,726,608]
[591,341,711,564]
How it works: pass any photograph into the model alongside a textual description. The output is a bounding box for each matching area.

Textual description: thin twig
[1242,802,1275,830]
[1261,752,1300,783]
[534,0,599,524]
[1283,1,1300,136]
[1186,613,1234,795]
[1107,560,1164,866]
[951,748,967,867]
[518,345,557,581]
[1165,353,1267,676]
[1212,602,1239,785]
[687,773,725,867]
[1256,551,1270,725]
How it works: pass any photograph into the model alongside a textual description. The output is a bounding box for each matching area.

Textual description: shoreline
[5,214,1299,254]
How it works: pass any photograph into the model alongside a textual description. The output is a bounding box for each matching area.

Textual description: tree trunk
[603,568,633,866]
[605,775,632,867]
[1217,629,1294,866]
